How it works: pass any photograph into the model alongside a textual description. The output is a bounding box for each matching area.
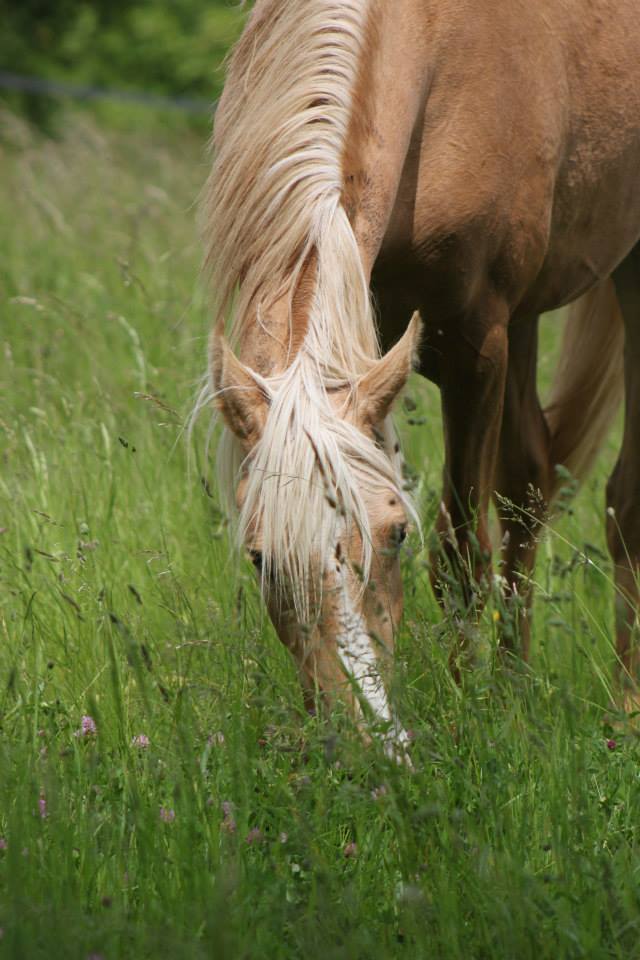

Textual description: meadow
[1,107,639,959]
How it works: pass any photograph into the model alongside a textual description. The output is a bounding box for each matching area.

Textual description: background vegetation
[1,0,243,130]
[1,6,639,958]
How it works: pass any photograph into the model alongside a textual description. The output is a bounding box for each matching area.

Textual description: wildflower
[259,724,276,746]
[343,842,358,858]
[74,715,97,738]
[395,883,424,904]
[245,827,263,845]
[159,807,175,823]
[38,793,47,819]
[207,731,225,746]
[0,838,7,850]
[607,738,617,751]
[371,784,388,801]
[132,734,150,749]
[221,801,236,834]
[279,832,288,844]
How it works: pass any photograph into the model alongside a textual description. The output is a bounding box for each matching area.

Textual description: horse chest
[376,116,640,324]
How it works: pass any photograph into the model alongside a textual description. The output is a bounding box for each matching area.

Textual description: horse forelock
[231,359,415,620]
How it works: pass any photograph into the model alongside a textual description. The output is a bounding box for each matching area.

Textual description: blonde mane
[196,0,416,616]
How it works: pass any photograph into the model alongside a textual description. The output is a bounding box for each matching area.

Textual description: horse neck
[341,2,432,278]
[206,0,430,386]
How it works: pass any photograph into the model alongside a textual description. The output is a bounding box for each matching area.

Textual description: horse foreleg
[493,316,551,661]
[429,299,509,676]
[609,246,640,708]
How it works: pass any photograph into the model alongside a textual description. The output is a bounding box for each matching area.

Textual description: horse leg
[493,317,551,660]
[609,245,640,706]
[430,298,509,674]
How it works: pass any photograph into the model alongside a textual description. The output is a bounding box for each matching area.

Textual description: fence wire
[0,71,214,114]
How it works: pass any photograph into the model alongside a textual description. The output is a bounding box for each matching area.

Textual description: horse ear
[211,335,270,446]
[355,312,422,426]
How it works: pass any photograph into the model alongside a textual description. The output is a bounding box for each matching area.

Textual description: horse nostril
[391,523,408,548]
[249,549,263,571]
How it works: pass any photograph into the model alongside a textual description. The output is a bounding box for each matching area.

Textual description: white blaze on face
[333,561,411,762]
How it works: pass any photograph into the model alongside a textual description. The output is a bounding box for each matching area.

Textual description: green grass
[1,109,639,960]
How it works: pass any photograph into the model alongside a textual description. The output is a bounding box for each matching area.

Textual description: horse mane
[196,0,416,617]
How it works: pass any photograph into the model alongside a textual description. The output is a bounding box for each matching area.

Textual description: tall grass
[0,110,638,959]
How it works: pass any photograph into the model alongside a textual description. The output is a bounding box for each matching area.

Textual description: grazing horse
[199,0,640,747]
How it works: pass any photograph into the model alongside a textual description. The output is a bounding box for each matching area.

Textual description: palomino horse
[199,0,640,750]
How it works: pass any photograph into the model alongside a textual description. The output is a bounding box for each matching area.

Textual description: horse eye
[249,549,263,570]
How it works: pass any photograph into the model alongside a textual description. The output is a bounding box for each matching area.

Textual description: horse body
[355,0,640,675]
[204,0,640,743]
[355,0,640,317]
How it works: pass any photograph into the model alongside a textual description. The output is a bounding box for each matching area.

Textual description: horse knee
[507,450,550,511]
[528,428,553,502]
